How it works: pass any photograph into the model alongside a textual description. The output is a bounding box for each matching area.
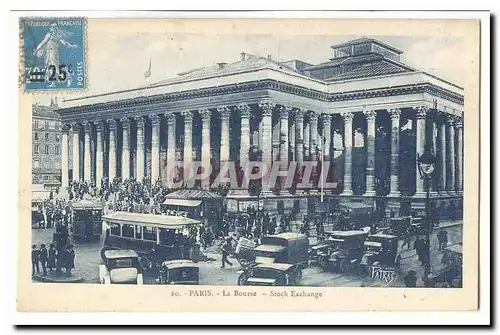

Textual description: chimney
[267,54,272,60]
[217,62,227,69]
[240,52,247,61]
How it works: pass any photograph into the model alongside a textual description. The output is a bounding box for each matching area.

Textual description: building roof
[330,37,404,54]
[331,60,411,81]
[152,55,298,87]
[32,103,61,119]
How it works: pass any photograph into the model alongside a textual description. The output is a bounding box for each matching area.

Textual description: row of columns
[60,102,463,198]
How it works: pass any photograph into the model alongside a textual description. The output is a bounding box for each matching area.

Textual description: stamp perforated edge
[19,16,89,95]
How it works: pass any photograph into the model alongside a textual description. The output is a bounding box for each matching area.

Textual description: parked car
[157,260,199,285]
[360,233,401,271]
[316,230,368,272]
[237,263,302,286]
[99,249,144,285]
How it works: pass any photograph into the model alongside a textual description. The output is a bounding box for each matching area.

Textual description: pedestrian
[47,243,56,272]
[39,244,48,276]
[413,236,423,262]
[66,245,75,276]
[437,229,448,251]
[404,270,418,287]
[401,226,412,250]
[421,239,431,274]
[31,244,40,276]
[220,237,233,269]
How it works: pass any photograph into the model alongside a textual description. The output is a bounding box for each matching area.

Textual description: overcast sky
[33,33,465,104]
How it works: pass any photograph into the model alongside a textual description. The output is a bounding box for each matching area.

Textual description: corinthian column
[218,106,230,164]
[446,115,456,195]
[61,124,70,188]
[294,109,305,164]
[149,114,161,183]
[414,106,429,197]
[455,116,463,194]
[279,106,291,165]
[364,110,377,196]
[258,100,275,192]
[200,109,211,189]
[121,117,131,180]
[83,121,92,182]
[94,121,104,186]
[183,111,193,181]
[135,116,145,182]
[321,114,332,161]
[107,119,117,182]
[237,103,251,167]
[304,121,310,160]
[309,112,318,162]
[437,114,447,195]
[388,109,401,197]
[165,113,177,169]
[71,123,81,181]
[341,112,353,196]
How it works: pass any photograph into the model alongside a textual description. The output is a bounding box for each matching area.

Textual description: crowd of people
[31,242,75,277]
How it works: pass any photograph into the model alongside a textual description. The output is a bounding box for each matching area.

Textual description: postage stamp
[20,17,86,92]
[13,12,485,320]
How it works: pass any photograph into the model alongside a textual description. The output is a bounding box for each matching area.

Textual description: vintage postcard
[16,13,482,315]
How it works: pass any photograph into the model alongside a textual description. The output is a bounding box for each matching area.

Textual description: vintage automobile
[101,211,202,271]
[233,233,309,269]
[337,202,375,230]
[99,249,144,285]
[424,244,463,288]
[157,260,199,285]
[314,230,369,272]
[254,233,309,268]
[237,263,302,286]
[71,200,103,241]
[360,233,401,274]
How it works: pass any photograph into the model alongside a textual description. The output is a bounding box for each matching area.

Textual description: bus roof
[325,230,368,237]
[272,232,308,240]
[104,249,138,259]
[102,211,201,229]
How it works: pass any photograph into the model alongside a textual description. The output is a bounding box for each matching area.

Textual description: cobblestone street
[31,221,462,287]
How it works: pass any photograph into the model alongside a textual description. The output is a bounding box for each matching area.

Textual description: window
[44,145,50,154]
[110,223,121,236]
[34,144,39,154]
[55,134,60,142]
[43,175,50,181]
[122,224,135,238]
[142,226,157,241]
[34,120,39,129]
[44,121,49,129]
[135,225,142,239]
[54,145,60,155]
[45,133,50,141]
[34,133,39,140]
[33,160,40,169]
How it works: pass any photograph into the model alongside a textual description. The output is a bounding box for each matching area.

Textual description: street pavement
[30,220,462,287]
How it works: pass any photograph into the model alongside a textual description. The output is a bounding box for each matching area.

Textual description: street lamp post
[417,150,436,276]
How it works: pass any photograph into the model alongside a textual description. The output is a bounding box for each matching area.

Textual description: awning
[162,199,202,207]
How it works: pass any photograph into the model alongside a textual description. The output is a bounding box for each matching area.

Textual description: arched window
[44,145,50,154]
[33,159,40,169]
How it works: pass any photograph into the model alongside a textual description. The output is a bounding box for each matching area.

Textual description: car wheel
[339,259,348,272]
[395,255,402,268]
[237,273,247,286]
[294,269,303,284]
[318,255,328,269]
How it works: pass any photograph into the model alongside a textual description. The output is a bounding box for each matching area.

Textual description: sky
[32,32,465,105]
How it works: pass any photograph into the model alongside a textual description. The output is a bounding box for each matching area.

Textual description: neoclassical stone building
[56,38,464,218]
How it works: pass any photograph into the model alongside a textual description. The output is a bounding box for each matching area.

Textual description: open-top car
[360,233,401,271]
[99,249,144,285]
[237,263,302,286]
[315,230,369,272]
[157,259,199,285]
